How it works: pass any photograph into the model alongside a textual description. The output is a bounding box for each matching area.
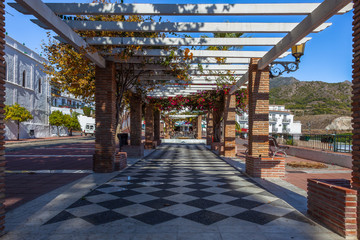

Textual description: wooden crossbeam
[9,3,353,16]
[14,0,105,68]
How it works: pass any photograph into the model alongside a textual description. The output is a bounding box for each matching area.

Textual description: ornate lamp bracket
[269,61,299,78]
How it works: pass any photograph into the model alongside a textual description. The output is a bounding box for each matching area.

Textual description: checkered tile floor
[44,144,313,228]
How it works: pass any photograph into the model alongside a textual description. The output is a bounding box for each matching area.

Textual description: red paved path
[5,142,94,211]
[5,173,88,211]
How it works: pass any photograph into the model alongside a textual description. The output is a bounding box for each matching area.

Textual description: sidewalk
[5,135,89,145]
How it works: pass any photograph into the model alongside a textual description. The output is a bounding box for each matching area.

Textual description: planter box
[115,152,127,171]
[245,156,285,178]
[308,179,357,239]
[121,144,144,158]
[211,142,224,155]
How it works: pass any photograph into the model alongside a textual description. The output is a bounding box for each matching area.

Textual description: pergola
[1,0,360,238]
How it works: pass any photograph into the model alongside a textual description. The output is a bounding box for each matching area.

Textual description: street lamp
[291,43,306,62]
[270,43,306,78]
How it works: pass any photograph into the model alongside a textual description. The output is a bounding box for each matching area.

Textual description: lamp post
[269,43,306,78]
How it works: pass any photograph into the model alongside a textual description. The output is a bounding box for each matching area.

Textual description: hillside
[269,77,352,116]
[269,77,300,89]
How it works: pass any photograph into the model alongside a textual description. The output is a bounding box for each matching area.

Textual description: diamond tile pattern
[43,144,302,227]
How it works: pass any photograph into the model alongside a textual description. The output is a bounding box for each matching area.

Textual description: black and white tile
[44,144,309,227]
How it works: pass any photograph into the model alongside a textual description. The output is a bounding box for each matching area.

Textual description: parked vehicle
[83,123,95,136]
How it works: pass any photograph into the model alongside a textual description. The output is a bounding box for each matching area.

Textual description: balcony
[283,118,291,123]
[238,116,248,121]
[282,128,290,133]
[272,128,279,133]
[269,117,277,122]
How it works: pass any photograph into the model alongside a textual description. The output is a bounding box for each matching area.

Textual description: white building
[51,86,93,110]
[237,105,302,135]
[4,35,51,140]
[50,87,95,135]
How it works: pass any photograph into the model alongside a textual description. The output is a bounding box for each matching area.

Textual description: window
[38,78,41,93]
[4,61,7,81]
[22,70,26,87]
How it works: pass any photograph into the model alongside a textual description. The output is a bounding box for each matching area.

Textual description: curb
[5,136,91,145]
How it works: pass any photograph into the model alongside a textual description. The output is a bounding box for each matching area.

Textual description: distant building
[237,105,302,135]
[4,35,51,140]
[50,86,95,135]
[51,85,93,111]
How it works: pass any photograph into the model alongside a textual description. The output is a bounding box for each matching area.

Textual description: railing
[283,118,291,123]
[271,128,279,133]
[271,133,352,153]
[238,117,248,121]
[269,118,277,122]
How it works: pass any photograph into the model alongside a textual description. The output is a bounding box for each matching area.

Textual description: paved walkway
[3,144,344,240]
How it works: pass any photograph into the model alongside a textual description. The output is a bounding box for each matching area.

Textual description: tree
[42,0,190,133]
[64,113,81,136]
[82,106,92,117]
[4,103,33,141]
[49,110,64,137]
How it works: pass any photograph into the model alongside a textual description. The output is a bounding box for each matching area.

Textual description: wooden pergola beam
[258,0,352,70]
[83,37,312,47]
[14,0,105,68]
[48,20,332,34]
[9,3,353,16]
[107,49,291,59]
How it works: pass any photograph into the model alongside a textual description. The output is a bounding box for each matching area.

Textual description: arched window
[22,70,26,87]
[38,78,41,93]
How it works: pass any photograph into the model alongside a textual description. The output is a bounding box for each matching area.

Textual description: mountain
[269,77,352,116]
[269,77,300,89]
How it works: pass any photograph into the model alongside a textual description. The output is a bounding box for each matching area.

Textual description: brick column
[93,61,116,173]
[246,58,285,178]
[145,104,154,149]
[153,109,161,146]
[122,92,143,158]
[206,112,213,145]
[196,115,202,139]
[351,2,360,238]
[223,94,236,157]
[130,93,142,146]
[164,115,170,139]
[0,0,6,234]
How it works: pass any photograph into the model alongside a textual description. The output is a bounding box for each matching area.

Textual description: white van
[83,123,95,136]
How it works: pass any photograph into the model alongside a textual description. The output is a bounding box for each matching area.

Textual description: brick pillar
[130,93,142,146]
[164,115,170,139]
[351,2,360,238]
[145,104,154,149]
[0,0,6,234]
[153,109,161,145]
[206,112,213,145]
[223,94,236,157]
[245,58,285,178]
[196,115,202,139]
[93,61,116,173]
[123,92,144,158]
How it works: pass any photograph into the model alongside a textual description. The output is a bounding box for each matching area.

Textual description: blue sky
[4,0,353,83]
